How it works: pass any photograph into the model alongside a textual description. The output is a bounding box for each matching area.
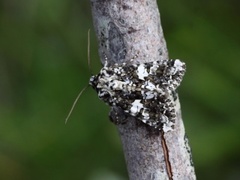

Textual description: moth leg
[109,106,129,125]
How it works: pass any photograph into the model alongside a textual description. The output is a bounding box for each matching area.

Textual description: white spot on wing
[145,81,155,91]
[173,59,185,74]
[137,64,148,80]
[130,99,143,116]
[145,91,155,99]
[162,122,174,132]
[149,61,159,75]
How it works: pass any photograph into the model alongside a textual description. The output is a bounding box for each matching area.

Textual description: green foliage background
[0,0,239,179]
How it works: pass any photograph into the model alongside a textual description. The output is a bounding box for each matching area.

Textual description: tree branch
[90,0,196,179]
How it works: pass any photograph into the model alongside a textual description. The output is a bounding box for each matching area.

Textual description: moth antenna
[65,30,93,124]
[88,29,93,75]
[65,85,89,124]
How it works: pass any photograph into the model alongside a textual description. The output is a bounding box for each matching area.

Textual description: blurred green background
[0,0,239,179]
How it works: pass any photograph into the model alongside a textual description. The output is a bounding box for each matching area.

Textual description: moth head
[89,75,98,90]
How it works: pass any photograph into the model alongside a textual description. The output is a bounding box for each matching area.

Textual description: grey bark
[90,0,196,179]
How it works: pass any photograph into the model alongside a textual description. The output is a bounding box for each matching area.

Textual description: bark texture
[90,0,196,179]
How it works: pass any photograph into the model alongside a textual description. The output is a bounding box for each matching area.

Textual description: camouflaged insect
[89,59,186,131]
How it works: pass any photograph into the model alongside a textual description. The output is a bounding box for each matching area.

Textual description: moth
[89,59,186,131]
